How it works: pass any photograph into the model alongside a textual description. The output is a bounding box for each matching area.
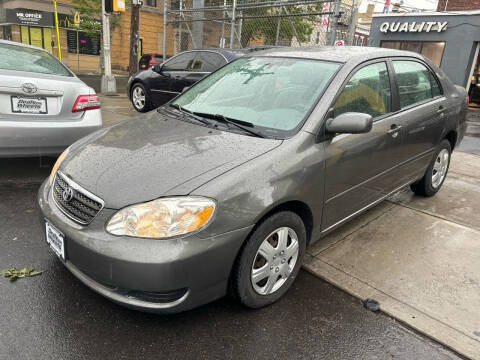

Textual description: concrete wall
[369,13,480,87]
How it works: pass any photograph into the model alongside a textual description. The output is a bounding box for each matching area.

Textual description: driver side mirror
[326,112,373,134]
[153,64,170,78]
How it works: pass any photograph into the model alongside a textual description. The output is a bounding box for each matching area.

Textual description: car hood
[61,109,282,209]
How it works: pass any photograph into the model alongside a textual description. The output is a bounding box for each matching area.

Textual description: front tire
[131,83,151,112]
[411,139,451,197]
[231,211,306,309]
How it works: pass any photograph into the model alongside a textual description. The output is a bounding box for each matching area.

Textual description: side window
[333,62,392,119]
[393,60,433,108]
[191,52,227,72]
[162,52,196,71]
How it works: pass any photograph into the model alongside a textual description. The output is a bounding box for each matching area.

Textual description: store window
[381,41,445,67]
[19,26,53,54]
[67,30,101,56]
[1,26,13,41]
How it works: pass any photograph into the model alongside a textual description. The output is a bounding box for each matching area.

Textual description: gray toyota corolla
[38,47,467,313]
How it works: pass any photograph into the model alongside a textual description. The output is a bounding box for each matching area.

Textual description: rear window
[0,42,72,77]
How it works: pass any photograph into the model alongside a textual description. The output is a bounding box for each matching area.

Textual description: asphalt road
[0,175,461,360]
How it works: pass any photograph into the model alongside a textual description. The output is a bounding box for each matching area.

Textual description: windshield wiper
[168,104,210,126]
[191,112,266,138]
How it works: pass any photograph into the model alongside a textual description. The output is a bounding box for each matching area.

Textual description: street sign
[74,12,81,27]
[335,40,345,46]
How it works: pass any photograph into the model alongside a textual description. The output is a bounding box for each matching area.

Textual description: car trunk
[0,70,90,121]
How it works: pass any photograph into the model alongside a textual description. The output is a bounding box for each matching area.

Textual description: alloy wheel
[251,227,299,295]
[132,86,146,110]
[432,149,449,189]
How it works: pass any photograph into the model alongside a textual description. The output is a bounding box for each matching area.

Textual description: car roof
[249,46,424,64]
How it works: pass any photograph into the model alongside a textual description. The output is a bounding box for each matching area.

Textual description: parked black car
[128,48,248,112]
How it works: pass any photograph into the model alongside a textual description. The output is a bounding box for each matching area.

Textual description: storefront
[369,11,480,102]
[0,8,101,72]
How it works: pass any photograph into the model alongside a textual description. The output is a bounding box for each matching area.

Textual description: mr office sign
[6,8,53,26]
[380,21,448,34]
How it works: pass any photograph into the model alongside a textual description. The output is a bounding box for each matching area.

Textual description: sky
[358,0,439,13]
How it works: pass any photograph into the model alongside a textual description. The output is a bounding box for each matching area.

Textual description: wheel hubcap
[432,149,449,189]
[132,87,146,110]
[251,227,299,295]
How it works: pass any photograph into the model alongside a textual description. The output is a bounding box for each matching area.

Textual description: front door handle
[387,124,402,138]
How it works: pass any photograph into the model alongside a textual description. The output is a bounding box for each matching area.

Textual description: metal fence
[164,0,355,55]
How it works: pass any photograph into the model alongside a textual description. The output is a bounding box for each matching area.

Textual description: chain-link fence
[166,0,355,55]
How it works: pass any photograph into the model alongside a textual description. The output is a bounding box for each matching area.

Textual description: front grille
[53,172,104,225]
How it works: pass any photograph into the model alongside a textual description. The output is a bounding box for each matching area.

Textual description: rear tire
[231,211,306,309]
[131,83,151,112]
[411,139,451,197]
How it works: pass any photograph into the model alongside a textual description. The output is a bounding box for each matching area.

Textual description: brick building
[0,0,174,73]
[437,0,480,11]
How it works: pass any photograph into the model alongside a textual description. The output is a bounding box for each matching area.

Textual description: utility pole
[329,0,341,46]
[229,0,237,49]
[347,0,358,45]
[129,0,142,76]
[163,0,167,62]
[101,0,116,94]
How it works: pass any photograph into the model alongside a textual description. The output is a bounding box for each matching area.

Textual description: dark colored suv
[128,49,249,112]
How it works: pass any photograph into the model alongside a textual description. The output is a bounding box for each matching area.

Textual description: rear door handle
[437,105,445,114]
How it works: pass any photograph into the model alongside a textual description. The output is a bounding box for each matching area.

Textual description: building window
[380,41,446,67]
[1,26,13,41]
[67,30,101,56]
[146,0,157,7]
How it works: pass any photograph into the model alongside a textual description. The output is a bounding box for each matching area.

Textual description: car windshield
[0,42,72,77]
[172,57,340,136]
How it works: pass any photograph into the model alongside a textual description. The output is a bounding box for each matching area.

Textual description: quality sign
[380,21,448,33]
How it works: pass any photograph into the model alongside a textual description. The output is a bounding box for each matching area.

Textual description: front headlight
[106,197,216,239]
[49,147,69,185]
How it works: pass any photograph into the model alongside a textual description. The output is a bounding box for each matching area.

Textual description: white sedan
[0,40,102,157]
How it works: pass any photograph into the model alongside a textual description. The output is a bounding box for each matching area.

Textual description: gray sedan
[38,47,467,313]
[0,40,102,157]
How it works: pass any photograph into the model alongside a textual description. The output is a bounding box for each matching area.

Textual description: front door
[322,61,405,231]
[150,51,197,107]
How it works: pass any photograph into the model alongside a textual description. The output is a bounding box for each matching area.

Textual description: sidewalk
[304,150,480,359]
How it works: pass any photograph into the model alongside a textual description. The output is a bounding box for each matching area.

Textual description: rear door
[322,60,406,231]
[150,51,196,106]
[390,59,446,183]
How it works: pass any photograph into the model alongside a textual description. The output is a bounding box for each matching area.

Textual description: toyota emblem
[22,83,38,95]
[62,187,75,203]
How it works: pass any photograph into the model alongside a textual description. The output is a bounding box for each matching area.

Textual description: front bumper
[37,179,253,313]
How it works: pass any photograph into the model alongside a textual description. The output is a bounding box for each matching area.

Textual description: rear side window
[0,42,71,76]
[163,52,196,71]
[393,60,433,108]
[333,62,392,119]
[191,52,226,72]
